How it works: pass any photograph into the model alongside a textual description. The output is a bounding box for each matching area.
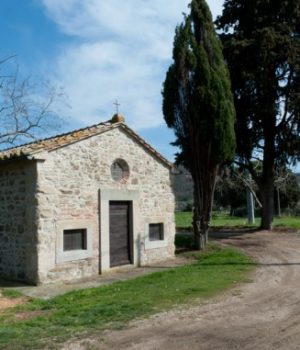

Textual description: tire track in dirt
[64,231,300,350]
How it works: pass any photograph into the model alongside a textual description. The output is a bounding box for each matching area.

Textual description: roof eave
[119,124,173,169]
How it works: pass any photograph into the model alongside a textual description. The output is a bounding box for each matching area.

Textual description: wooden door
[109,201,132,267]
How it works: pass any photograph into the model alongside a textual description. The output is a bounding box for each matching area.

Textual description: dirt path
[0,294,25,311]
[65,230,300,350]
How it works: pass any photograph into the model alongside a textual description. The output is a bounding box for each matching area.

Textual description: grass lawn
[176,211,300,230]
[273,217,300,229]
[0,244,254,349]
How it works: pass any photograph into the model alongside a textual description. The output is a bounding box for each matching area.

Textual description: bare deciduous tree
[0,57,63,147]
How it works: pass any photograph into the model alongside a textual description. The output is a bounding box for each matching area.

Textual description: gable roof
[0,121,172,168]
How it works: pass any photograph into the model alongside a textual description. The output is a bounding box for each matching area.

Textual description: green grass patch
[176,211,300,229]
[176,211,194,229]
[273,217,300,229]
[0,245,254,349]
[1,289,23,299]
[211,212,258,228]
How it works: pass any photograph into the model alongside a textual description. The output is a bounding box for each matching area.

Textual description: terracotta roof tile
[0,121,172,168]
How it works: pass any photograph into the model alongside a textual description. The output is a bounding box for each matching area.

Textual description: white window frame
[144,218,168,250]
[56,220,93,263]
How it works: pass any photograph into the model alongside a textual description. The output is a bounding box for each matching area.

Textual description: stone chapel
[0,115,175,284]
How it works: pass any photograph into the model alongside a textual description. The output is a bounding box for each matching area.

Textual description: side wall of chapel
[0,161,38,283]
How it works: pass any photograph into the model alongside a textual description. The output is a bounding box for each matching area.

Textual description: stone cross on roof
[113,99,120,114]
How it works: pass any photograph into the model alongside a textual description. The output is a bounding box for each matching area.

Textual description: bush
[230,207,261,218]
[175,233,194,249]
[283,203,300,217]
[183,201,193,212]
[232,207,247,217]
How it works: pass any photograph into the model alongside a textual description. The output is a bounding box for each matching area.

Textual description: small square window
[149,223,164,241]
[63,229,87,251]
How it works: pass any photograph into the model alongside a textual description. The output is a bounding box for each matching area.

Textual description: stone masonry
[0,161,37,283]
[0,121,175,284]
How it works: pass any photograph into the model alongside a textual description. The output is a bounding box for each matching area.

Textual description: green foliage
[214,166,248,211]
[163,0,235,168]
[216,0,300,228]
[162,0,236,247]
[175,232,195,248]
[0,246,254,349]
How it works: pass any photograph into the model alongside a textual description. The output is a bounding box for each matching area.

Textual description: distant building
[0,115,175,284]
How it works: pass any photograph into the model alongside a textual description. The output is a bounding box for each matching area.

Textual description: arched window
[111,159,130,182]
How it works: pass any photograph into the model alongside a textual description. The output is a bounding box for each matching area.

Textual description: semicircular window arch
[111,159,130,183]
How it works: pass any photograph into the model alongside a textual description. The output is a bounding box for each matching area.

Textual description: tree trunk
[260,177,274,229]
[260,116,275,230]
[259,99,276,230]
[193,214,205,250]
[193,189,205,250]
[203,220,209,244]
[192,164,218,250]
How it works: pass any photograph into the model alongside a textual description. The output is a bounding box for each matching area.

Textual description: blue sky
[2,0,298,172]
[1,0,224,161]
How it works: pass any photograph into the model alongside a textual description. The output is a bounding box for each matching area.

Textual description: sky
[1,0,298,172]
[0,0,225,161]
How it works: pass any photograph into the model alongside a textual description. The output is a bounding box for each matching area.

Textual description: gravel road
[66,230,300,350]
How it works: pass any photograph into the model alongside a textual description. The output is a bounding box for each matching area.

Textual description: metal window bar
[149,223,164,241]
[63,229,87,251]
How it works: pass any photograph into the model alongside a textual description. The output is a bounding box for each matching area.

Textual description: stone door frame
[98,188,140,273]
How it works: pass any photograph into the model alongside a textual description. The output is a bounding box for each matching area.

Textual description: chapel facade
[0,116,175,284]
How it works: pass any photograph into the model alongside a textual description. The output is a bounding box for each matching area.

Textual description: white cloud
[41,0,224,129]
[42,0,190,42]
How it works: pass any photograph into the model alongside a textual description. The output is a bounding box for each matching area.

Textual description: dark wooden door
[109,201,132,267]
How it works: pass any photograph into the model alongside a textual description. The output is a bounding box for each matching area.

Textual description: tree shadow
[209,228,259,239]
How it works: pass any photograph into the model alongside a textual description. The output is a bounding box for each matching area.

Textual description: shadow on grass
[176,228,260,248]
[210,228,259,239]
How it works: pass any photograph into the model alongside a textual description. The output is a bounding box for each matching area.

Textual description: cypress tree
[217,0,300,229]
[162,0,236,249]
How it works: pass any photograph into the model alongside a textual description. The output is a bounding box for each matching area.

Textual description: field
[0,244,254,349]
[3,211,293,349]
[176,211,300,230]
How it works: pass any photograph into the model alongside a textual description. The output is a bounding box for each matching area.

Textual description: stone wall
[0,160,38,283]
[36,127,175,284]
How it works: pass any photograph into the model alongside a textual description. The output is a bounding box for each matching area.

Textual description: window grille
[149,223,164,241]
[63,229,87,251]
